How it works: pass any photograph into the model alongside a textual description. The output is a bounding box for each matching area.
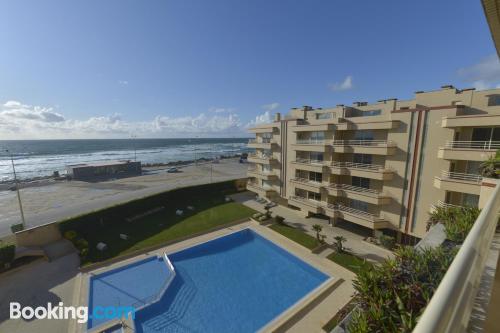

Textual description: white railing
[289,196,322,207]
[436,200,464,210]
[247,182,274,191]
[293,158,326,165]
[247,168,274,176]
[248,153,272,160]
[332,140,396,147]
[440,171,482,184]
[414,182,500,333]
[295,139,326,145]
[291,177,323,186]
[133,253,176,310]
[248,138,271,144]
[443,140,500,150]
[320,202,382,221]
[327,183,382,195]
[329,161,387,171]
[248,138,257,144]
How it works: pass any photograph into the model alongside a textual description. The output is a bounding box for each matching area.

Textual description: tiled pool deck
[73,220,356,333]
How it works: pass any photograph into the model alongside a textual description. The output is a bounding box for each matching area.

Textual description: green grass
[81,198,256,264]
[327,251,373,275]
[269,224,320,250]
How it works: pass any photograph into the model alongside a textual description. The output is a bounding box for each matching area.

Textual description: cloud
[209,107,235,113]
[457,55,500,90]
[0,101,247,139]
[118,80,129,85]
[246,111,272,128]
[329,75,353,91]
[262,102,279,112]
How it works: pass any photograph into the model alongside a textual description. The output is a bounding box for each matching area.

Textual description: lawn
[327,251,373,275]
[80,197,256,264]
[269,223,320,250]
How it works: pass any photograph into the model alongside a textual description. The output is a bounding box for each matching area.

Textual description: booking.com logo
[10,302,135,324]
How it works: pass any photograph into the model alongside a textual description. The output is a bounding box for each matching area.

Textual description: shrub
[64,230,78,241]
[252,213,263,219]
[479,150,500,178]
[334,235,347,252]
[0,244,16,267]
[348,246,457,332]
[427,206,481,243]
[379,234,396,250]
[258,215,268,222]
[274,215,285,225]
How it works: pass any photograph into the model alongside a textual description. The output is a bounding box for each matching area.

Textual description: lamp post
[6,150,25,228]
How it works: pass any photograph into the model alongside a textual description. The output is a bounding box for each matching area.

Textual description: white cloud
[0,101,247,139]
[329,75,353,91]
[458,55,500,90]
[209,107,235,113]
[118,80,129,85]
[262,102,279,112]
[246,111,272,128]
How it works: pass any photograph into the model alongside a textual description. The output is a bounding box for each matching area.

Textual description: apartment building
[247,85,500,241]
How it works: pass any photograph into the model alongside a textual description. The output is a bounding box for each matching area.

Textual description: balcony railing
[327,183,382,195]
[329,161,387,171]
[332,140,396,147]
[291,177,323,186]
[434,200,464,210]
[247,167,274,176]
[440,171,482,184]
[413,183,500,332]
[248,138,257,144]
[293,158,327,165]
[321,202,383,221]
[443,140,500,150]
[248,153,273,160]
[248,138,271,144]
[289,195,322,207]
[295,139,326,145]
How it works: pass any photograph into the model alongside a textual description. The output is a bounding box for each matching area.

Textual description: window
[308,191,321,201]
[465,161,481,175]
[310,152,324,161]
[364,109,382,116]
[310,131,325,141]
[350,199,368,212]
[353,153,372,164]
[488,95,500,106]
[262,164,271,173]
[462,194,479,207]
[352,176,370,189]
[346,109,381,117]
[316,112,334,120]
[309,171,322,182]
[354,130,374,140]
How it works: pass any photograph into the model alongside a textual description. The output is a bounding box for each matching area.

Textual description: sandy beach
[0,158,248,237]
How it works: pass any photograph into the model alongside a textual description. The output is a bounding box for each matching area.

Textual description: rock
[176,209,184,216]
[96,242,108,251]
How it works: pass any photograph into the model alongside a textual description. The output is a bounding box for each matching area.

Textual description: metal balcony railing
[295,139,326,145]
[320,202,382,221]
[293,158,326,165]
[289,195,322,207]
[414,183,500,333]
[248,138,257,144]
[327,183,382,196]
[291,177,323,186]
[248,138,271,144]
[247,168,274,176]
[443,140,500,150]
[332,140,396,147]
[440,171,482,184]
[248,153,272,160]
[329,161,387,171]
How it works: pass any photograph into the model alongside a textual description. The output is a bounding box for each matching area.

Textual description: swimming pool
[88,228,329,332]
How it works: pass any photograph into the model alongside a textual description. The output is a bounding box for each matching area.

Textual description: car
[167,167,178,173]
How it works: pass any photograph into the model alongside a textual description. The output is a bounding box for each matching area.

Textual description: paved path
[233,192,394,264]
[0,159,247,237]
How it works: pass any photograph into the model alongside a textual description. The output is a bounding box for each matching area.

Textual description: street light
[6,150,26,228]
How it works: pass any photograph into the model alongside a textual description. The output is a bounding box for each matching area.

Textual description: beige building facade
[247,85,500,241]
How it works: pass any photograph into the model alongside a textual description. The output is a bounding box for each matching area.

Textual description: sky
[0,0,498,139]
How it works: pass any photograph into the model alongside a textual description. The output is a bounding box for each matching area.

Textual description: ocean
[0,138,249,181]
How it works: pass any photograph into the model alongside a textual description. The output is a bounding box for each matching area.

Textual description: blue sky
[0,0,498,139]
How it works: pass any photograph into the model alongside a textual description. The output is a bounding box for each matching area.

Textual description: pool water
[88,229,329,332]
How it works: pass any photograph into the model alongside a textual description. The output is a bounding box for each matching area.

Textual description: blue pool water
[88,229,329,332]
[88,256,173,328]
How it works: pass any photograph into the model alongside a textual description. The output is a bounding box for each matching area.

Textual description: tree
[312,224,323,241]
[334,235,347,252]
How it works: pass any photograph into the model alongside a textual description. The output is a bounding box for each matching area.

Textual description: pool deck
[74,220,356,333]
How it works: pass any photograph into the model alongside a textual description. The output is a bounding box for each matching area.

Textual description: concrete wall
[15,223,62,247]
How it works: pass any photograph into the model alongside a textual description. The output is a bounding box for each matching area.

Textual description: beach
[0,158,248,237]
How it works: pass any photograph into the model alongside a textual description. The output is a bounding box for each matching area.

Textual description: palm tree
[334,235,347,252]
[312,224,322,241]
[479,150,500,178]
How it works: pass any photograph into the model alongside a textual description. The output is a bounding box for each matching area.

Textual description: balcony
[434,171,482,195]
[430,200,465,213]
[247,168,278,180]
[321,203,389,229]
[328,161,394,180]
[331,140,397,155]
[246,182,277,198]
[290,124,332,132]
[336,119,400,131]
[325,183,391,205]
[247,138,274,149]
[290,178,322,193]
[290,158,327,172]
[247,153,275,165]
[442,114,500,128]
[288,196,322,214]
[248,123,279,133]
[291,139,329,152]
[438,141,500,161]
[413,184,500,332]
